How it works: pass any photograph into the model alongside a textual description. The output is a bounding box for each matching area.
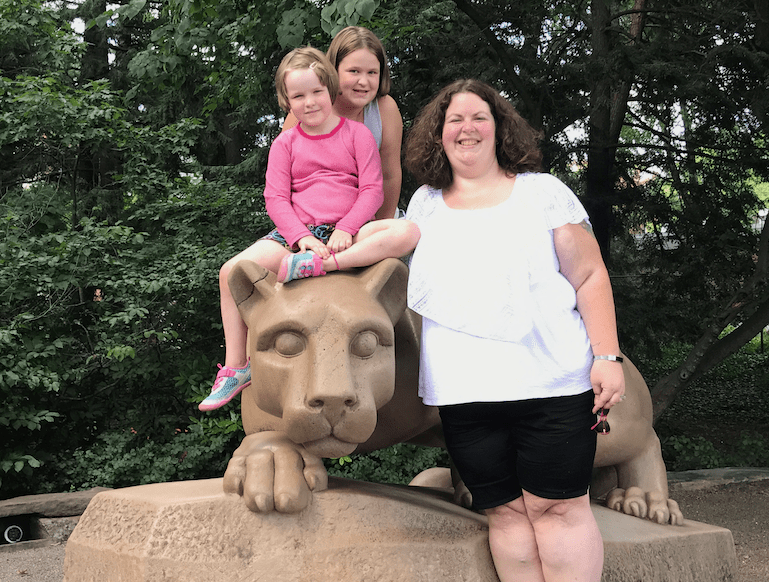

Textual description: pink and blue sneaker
[199,362,251,411]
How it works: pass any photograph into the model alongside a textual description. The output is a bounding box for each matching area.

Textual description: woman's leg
[486,493,602,582]
[486,497,546,582]
[321,218,419,271]
[219,239,288,368]
[522,492,603,582]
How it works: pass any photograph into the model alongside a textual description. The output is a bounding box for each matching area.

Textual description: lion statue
[221,258,682,525]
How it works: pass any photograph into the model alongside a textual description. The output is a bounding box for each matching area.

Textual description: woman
[282,26,403,220]
[403,79,625,582]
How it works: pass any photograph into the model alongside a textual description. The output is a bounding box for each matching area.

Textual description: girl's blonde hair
[326,26,391,97]
[275,47,340,113]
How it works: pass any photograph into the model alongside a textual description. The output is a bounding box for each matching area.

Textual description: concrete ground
[1,469,767,582]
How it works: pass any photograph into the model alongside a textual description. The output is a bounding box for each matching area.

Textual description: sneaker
[199,362,251,411]
[277,251,326,283]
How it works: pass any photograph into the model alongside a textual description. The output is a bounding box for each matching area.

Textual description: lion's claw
[222,431,327,513]
[605,486,683,525]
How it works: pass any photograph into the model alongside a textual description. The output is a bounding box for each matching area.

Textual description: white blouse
[406,173,594,406]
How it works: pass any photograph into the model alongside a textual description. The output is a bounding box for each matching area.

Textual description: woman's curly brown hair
[404,79,543,190]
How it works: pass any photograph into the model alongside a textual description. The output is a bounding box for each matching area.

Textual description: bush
[46,422,242,491]
[661,435,726,471]
[0,178,270,498]
[325,444,450,486]
[654,342,769,472]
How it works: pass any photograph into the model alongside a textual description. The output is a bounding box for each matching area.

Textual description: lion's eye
[273,332,305,357]
[350,331,379,358]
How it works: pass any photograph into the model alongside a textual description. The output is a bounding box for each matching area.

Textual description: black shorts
[438,390,597,510]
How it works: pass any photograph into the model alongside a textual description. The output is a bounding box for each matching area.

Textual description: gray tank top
[363,98,383,149]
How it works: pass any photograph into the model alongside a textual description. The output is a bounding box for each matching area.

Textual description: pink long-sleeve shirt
[264,117,384,249]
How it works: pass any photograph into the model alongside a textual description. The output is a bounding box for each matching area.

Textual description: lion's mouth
[302,435,358,458]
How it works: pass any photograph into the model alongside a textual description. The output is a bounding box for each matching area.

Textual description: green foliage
[0,172,270,497]
[47,422,241,491]
[325,444,450,485]
[2,0,768,499]
[87,0,147,29]
[654,342,769,471]
[661,432,769,472]
[0,0,82,79]
[727,432,769,468]
[661,435,726,471]
[318,0,380,39]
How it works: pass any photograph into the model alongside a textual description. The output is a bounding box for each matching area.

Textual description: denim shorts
[438,390,597,510]
[261,224,335,251]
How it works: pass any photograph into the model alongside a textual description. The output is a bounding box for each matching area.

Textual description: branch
[451,0,535,116]
[651,216,769,423]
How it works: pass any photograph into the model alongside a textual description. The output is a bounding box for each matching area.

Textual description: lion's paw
[409,467,473,508]
[605,486,684,525]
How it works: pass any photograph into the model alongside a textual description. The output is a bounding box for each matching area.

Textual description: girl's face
[285,68,335,135]
[336,48,381,110]
[441,92,497,174]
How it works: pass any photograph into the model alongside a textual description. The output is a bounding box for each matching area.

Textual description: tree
[3,0,769,495]
[420,0,769,420]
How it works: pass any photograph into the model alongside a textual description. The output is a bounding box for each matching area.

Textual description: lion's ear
[228,260,277,314]
[358,258,408,324]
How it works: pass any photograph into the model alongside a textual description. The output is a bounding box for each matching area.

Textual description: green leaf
[94,11,113,28]
[356,0,378,20]
[119,0,147,21]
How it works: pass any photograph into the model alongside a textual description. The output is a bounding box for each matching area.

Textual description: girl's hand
[327,230,353,253]
[297,235,329,258]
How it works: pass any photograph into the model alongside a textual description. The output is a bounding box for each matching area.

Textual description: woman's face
[441,92,497,174]
[336,48,381,109]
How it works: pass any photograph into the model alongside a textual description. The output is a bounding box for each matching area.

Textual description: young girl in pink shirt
[199,47,419,412]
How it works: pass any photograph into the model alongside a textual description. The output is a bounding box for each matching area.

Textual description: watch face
[4,524,23,543]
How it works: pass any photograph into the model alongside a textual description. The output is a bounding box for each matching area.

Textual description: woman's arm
[554,220,625,412]
[375,95,403,220]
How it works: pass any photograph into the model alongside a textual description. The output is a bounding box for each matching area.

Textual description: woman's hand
[297,235,329,258]
[327,229,353,253]
[591,359,626,413]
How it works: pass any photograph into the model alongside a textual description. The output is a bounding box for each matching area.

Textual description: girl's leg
[321,219,419,271]
[219,239,288,368]
[202,239,289,410]
[521,492,603,582]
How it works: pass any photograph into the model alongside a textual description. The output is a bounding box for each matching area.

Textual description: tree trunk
[584,0,646,259]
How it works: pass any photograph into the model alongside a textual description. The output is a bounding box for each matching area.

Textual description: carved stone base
[63,477,736,582]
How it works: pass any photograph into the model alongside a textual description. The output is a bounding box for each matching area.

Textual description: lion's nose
[306,381,359,420]
[308,394,357,409]
[305,360,359,423]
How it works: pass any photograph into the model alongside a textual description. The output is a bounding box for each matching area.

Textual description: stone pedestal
[64,477,736,582]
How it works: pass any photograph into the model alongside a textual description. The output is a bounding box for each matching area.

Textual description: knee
[394,219,421,252]
[485,497,528,531]
[402,218,420,239]
[524,494,592,526]
[219,260,236,289]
